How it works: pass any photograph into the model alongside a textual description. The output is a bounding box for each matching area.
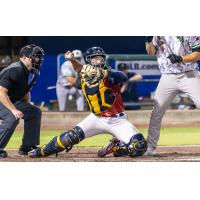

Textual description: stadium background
[29,36,152,104]
[1,36,199,106]
[0,36,159,105]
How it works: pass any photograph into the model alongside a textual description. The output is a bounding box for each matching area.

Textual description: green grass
[157,127,200,145]
[6,127,200,149]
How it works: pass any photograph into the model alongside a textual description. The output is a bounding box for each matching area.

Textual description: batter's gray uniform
[56,61,84,111]
[147,36,200,152]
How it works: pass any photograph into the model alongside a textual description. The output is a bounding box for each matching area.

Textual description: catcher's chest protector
[81,80,115,114]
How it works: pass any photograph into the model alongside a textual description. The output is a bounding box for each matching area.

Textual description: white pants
[56,83,84,111]
[77,112,139,144]
[148,71,200,150]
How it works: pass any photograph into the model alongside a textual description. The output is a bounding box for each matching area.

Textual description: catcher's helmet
[85,47,106,69]
[20,44,45,74]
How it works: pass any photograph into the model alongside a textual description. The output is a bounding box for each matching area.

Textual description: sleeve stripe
[192,44,200,49]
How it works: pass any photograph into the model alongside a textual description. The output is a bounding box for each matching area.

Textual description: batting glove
[168,54,183,64]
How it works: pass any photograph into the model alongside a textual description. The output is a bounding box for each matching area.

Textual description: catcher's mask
[20,44,45,74]
[85,47,107,69]
[80,64,105,88]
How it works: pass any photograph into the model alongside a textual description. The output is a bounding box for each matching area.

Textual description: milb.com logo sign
[124,60,160,75]
[115,60,160,75]
[132,62,159,70]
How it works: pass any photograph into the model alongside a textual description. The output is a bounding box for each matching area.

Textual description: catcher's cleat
[28,147,44,158]
[98,138,120,157]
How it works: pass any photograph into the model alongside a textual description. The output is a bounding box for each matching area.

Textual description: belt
[96,112,125,118]
[111,112,125,117]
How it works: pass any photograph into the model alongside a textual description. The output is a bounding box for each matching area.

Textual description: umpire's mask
[20,44,45,75]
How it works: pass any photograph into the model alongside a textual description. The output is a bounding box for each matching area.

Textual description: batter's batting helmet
[85,46,106,69]
[20,44,45,74]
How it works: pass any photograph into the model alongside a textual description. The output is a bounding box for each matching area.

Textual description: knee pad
[112,142,128,157]
[127,133,147,157]
[58,126,85,151]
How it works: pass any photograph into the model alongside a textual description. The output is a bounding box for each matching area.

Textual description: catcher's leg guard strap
[42,136,65,156]
[59,126,85,152]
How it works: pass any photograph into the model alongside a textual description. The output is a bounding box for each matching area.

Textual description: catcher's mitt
[80,64,106,87]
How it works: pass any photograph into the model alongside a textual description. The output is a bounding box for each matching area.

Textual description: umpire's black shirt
[0,61,36,103]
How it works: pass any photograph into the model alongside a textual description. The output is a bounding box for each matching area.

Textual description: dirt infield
[1,146,200,162]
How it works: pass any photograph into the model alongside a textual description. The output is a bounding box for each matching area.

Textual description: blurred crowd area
[0,36,28,70]
[0,36,197,111]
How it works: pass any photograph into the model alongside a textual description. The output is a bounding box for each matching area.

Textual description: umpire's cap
[72,49,83,59]
[117,63,128,71]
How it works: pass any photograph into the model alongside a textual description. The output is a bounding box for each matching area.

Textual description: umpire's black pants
[0,101,41,149]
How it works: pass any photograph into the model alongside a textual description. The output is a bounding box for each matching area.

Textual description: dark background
[0,36,148,104]
[0,36,147,55]
[28,36,146,54]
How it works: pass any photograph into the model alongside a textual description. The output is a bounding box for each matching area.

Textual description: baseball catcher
[29,46,147,158]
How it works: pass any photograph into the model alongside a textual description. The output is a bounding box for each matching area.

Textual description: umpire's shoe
[0,150,8,158]
[18,145,38,155]
[28,147,43,158]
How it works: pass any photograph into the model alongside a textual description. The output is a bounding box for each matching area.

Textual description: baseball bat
[157,36,174,54]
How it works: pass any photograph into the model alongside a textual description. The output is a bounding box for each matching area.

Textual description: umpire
[0,44,44,158]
